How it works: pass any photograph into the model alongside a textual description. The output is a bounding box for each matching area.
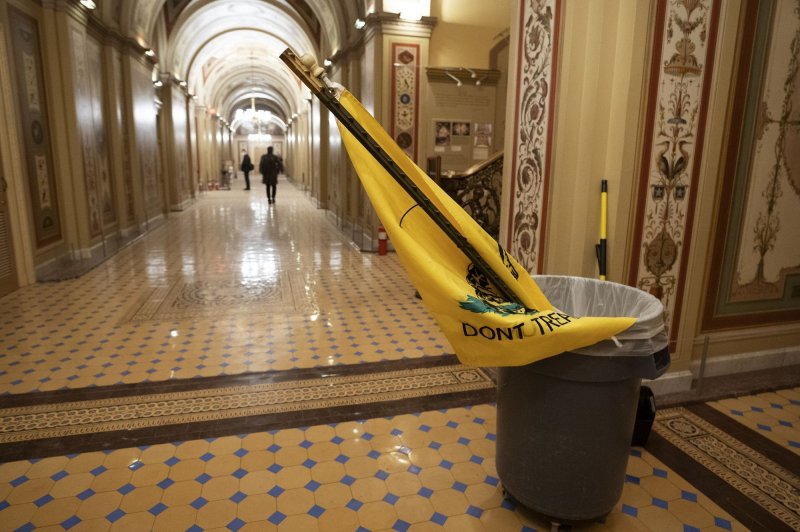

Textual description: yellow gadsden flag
[337,90,635,366]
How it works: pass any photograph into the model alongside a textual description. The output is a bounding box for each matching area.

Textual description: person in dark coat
[240,149,254,190]
[259,146,283,203]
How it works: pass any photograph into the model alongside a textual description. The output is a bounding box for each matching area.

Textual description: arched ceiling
[117,0,364,134]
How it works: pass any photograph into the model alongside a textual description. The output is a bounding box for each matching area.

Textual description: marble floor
[1,178,798,531]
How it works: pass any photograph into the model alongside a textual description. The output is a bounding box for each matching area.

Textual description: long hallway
[1,180,797,531]
[0,176,451,393]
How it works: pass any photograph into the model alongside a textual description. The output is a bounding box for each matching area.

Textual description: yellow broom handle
[597,180,608,280]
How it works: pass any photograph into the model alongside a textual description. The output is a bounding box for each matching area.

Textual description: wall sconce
[79,0,96,9]
[153,80,163,88]
[323,59,332,67]
[464,67,487,85]
[445,71,462,87]
[145,49,156,57]
[354,18,366,29]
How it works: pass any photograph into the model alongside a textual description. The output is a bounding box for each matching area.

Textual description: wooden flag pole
[279,48,527,308]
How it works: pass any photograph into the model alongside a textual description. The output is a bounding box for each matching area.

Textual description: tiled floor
[709,389,800,455]
[1,180,798,530]
[0,180,449,394]
[0,405,747,532]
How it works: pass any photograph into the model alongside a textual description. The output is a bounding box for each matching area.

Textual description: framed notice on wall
[434,121,451,146]
[432,119,495,169]
[473,122,492,160]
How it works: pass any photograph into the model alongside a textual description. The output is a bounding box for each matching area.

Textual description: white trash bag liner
[533,275,667,358]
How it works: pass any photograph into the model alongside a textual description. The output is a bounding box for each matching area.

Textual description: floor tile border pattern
[0,364,491,444]
[122,271,314,323]
[690,401,800,474]
[0,355,467,408]
[651,406,800,531]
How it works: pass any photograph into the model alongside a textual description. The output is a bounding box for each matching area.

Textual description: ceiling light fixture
[153,80,163,87]
[323,59,332,67]
[79,0,97,9]
[354,18,366,29]
[145,49,155,57]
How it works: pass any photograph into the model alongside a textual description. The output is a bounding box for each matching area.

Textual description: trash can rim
[532,274,664,324]
[532,275,667,357]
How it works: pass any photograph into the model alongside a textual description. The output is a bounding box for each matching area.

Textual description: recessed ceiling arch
[118,0,368,135]
[182,30,305,119]
[167,1,319,78]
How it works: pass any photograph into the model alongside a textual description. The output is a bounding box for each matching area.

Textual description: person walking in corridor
[259,146,283,204]
[240,149,254,190]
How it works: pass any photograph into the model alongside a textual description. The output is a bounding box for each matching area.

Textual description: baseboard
[690,345,800,378]
[648,346,800,402]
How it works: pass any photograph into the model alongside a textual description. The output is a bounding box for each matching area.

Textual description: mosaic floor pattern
[650,396,800,531]
[0,182,450,395]
[0,358,494,462]
[1,183,798,530]
[124,273,310,322]
[0,403,746,532]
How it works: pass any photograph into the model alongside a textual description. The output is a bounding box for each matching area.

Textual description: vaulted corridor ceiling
[107,1,365,135]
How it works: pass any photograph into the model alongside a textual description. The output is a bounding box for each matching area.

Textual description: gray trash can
[496,275,670,523]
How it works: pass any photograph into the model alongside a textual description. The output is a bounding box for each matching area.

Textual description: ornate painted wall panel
[506,0,560,273]
[87,37,115,226]
[70,27,102,236]
[7,6,62,248]
[113,49,135,224]
[704,0,800,329]
[391,43,419,162]
[629,0,720,345]
[171,85,189,199]
[130,59,162,220]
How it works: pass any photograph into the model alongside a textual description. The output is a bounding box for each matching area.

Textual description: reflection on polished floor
[0,179,798,531]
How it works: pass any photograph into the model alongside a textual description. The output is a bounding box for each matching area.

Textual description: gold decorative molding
[363,12,437,40]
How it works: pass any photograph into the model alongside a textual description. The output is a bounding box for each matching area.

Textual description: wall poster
[434,120,451,146]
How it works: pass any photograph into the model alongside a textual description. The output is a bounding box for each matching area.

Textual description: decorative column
[628,0,721,347]
[502,0,560,273]
[362,12,436,164]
